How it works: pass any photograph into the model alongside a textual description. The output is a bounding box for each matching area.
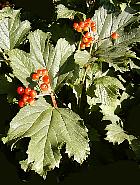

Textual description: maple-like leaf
[3,98,90,178]
[105,122,136,145]
[0,7,30,50]
[87,76,124,109]
[93,6,140,71]
[8,30,75,89]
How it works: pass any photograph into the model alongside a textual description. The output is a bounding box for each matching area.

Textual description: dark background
[0,0,140,184]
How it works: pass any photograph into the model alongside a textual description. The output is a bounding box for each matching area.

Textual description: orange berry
[40,83,48,91]
[42,69,48,76]
[82,36,89,43]
[85,42,91,47]
[80,42,86,50]
[79,21,85,28]
[42,75,50,84]
[91,26,96,32]
[83,26,89,32]
[73,22,79,29]
[76,26,83,32]
[29,90,37,98]
[32,73,39,81]
[111,32,119,39]
[22,94,30,103]
[27,97,35,105]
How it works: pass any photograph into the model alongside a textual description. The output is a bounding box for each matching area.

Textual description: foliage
[0,0,140,181]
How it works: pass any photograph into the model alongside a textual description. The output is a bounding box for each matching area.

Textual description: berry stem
[50,92,58,108]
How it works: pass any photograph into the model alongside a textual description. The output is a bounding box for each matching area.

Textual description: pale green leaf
[57,4,86,20]
[28,29,51,69]
[49,38,75,90]
[3,97,89,178]
[0,7,30,50]
[105,123,136,145]
[74,50,90,67]
[87,76,124,108]
[8,49,35,86]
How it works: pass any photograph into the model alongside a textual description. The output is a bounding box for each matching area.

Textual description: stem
[50,92,58,108]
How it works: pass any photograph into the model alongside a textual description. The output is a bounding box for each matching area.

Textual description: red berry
[111,32,119,39]
[80,42,86,50]
[85,32,91,38]
[79,21,85,28]
[73,22,78,29]
[29,90,37,98]
[22,94,29,103]
[24,87,32,95]
[42,69,48,76]
[91,21,96,27]
[42,75,50,84]
[36,69,43,76]
[17,86,24,95]
[27,97,35,105]
[85,18,91,23]
[82,36,89,43]
[32,73,39,81]
[88,37,94,43]
[85,42,91,47]
[18,100,25,108]
[40,83,48,91]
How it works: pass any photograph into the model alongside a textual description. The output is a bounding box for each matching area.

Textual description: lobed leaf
[3,97,89,178]
[0,7,30,50]
[8,49,35,86]
[105,123,136,145]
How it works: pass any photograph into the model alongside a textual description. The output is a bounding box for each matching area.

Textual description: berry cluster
[17,69,51,108]
[32,68,50,91]
[73,18,96,49]
[73,18,96,33]
[17,86,37,107]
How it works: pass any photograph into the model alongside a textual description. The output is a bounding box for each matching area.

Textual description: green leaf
[3,97,89,178]
[49,38,75,90]
[56,4,86,20]
[8,30,75,89]
[8,49,35,86]
[28,30,51,69]
[57,4,76,19]
[87,76,124,108]
[0,7,30,50]
[74,50,90,67]
[105,123,136,145]
[93,6,140,71]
